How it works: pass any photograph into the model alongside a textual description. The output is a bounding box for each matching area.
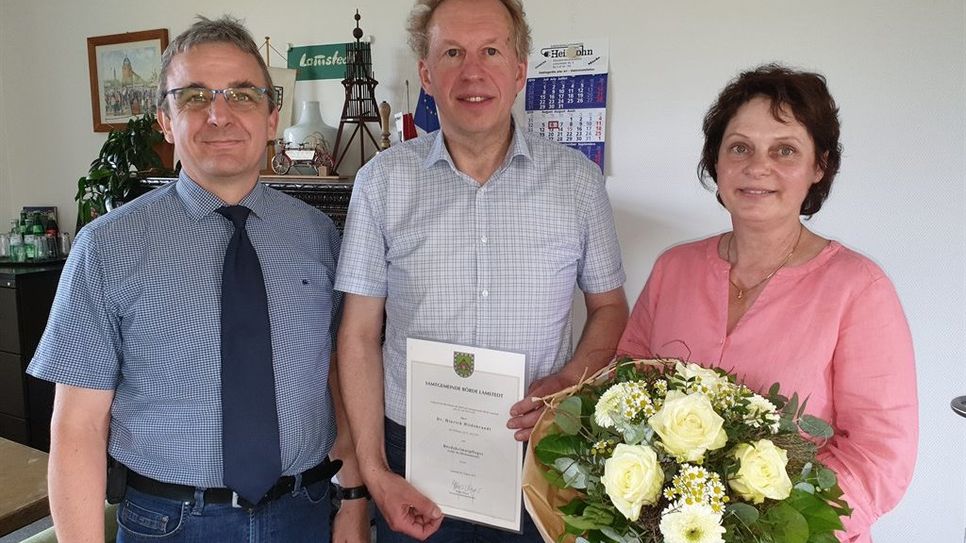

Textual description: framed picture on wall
[87,29,168,132]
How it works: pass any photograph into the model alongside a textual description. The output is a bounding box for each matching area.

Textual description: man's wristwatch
[333,484,370,501]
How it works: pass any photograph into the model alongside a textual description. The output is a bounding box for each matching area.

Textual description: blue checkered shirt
[28,173,342,487]
[335,124,625,424]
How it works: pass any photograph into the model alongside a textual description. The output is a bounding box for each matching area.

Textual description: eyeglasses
[162,86,273,111]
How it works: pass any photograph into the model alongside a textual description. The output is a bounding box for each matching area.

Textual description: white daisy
[659,503,726,543]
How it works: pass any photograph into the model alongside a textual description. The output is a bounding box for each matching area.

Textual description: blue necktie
[216,205,281,504]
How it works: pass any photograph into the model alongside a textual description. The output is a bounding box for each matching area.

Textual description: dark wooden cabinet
[0,263,63,451]
[143,176,354,232]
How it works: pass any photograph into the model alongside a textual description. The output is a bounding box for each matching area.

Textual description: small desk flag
[413,89,440,133]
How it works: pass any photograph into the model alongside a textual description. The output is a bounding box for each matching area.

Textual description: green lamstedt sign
[287,43,350,81]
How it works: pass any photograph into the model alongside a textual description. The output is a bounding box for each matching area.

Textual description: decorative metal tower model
[331,10,381,175]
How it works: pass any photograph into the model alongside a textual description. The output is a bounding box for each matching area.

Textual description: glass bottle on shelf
[23,214,36,259]
[9,234,24,262]
[30,214,46,258]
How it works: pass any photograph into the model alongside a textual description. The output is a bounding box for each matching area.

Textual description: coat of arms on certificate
[453,351,475,378]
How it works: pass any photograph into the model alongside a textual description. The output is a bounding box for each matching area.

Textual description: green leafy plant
[75,113,174,230]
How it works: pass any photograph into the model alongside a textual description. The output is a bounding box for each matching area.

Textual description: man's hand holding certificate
[406,338,526,532]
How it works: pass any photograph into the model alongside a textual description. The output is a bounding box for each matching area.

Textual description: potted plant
[75,112,175,230]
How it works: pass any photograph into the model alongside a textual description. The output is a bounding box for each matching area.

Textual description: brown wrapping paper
[523,401,579,543]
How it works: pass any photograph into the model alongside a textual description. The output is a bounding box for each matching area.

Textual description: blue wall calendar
[525,39,608,172]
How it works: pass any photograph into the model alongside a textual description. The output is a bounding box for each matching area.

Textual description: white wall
[1,1,963,541]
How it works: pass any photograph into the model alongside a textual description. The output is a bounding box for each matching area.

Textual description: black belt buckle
[229,458,342,510]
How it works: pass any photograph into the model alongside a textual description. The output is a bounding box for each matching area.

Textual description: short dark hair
[698,63,842,217]
[407,0,531,61]
[156,15,275,112]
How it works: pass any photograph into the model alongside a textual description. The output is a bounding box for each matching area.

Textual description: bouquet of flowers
[522,358,852,543]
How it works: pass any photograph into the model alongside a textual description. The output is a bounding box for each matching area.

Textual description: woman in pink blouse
[618,64,917,542]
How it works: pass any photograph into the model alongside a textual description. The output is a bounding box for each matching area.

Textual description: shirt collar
[422,119,533,173]
[175,171,271,222]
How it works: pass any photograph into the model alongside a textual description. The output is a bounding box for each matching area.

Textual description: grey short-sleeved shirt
[28,173,342,487]
[335,125,625,424]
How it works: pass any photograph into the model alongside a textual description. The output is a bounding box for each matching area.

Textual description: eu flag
[413,89,440,133]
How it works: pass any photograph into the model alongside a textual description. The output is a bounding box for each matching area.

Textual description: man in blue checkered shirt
[335,0,629,541]
[27,16,369,542]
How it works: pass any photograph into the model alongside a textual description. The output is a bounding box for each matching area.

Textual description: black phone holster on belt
[106,457,129,504]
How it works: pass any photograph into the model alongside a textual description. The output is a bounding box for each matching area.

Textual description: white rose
[728,439,793,504]
[648,390,728,462]
[601,444,664,521]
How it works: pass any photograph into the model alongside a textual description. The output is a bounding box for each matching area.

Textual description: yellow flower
[601,444,665,521]
[648,390,728,462]
[728,439,793,504]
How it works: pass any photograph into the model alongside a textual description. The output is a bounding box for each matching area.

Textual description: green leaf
[797,396,810,419]
[599,527,628,542]
[816,468,838,490]
[822,483,843,500]
[554,457,590,489]
[562,514,605,531]
[620,423,649,445]
[785,393,800,417]
[535,433,581,465]
[787,489,845,533]
[726,502,760,525]
[614,359,641,382]
[581,504,615,526]
[794,482,816,494]
[559,498,586,516]
[542,466,568,489]
[555,396,584,435]
[564,521,584,535]
[768,383,788,409]
[808,532,840,543]
[799,415,834,439]
[779,416,799,433]
[763,503,809,543]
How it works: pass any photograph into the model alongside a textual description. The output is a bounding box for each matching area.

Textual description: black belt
[126,458,342,510]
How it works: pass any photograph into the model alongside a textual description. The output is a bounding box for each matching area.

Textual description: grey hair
[406,0,531,61]
[156,15,275,111]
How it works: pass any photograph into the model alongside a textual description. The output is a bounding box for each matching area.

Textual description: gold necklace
[727,225,804,301]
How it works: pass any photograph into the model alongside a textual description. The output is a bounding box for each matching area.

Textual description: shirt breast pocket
[386,229,429,265]
[269,263,337,343]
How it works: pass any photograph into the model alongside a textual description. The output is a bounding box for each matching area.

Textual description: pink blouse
[618,236,917,543]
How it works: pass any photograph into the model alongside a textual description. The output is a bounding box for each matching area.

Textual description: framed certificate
[406,338,526,532]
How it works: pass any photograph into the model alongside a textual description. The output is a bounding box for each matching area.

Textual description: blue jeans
[375,418,542,543]
[115,479,331,542]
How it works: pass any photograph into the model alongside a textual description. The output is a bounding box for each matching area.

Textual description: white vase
[284,101,338,153]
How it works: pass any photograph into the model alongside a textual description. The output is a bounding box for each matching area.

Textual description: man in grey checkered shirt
[334,0,629,541]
